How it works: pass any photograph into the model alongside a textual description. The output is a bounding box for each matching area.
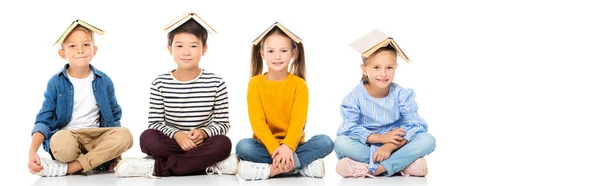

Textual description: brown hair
[167,19,208,47]
[61,25,95,49]
[250,27,306,80]
[361,45,396,83]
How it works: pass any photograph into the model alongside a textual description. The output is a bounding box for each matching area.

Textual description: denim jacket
[31,64,122,153]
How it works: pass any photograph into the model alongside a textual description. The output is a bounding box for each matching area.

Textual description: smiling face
[58,28,97,68]
[261,34,297,73]
[168,32,207,70]
[361,49,398,89]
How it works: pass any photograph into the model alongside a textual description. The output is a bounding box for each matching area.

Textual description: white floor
[28,173,430,186]
[25,155,431,186]
[28,172,430,186]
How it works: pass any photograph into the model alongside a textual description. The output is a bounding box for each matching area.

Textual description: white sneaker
[206,154,239,175]
[237,161,270,181]
[115,157,158,178]
[300,159,325,178]
[36,158,67,177]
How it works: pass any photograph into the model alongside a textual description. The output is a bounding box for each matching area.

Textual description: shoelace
[41,160,65,177]
[350,163,375,178]
[400,162,419,177]
[249,164,269,181]
[206,165,223,175]
[126,161,159,179]
[400,170,411,177]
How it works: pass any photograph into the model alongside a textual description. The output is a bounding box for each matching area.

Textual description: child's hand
[174,131,196,151]
[187,129,207,145]
[382,128,406,145]
[385,138,408,150]
[373,144,395,163]
[272,145,295,172]
[28,152,43,174]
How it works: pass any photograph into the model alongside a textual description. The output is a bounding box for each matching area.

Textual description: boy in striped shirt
[116,13,237,178]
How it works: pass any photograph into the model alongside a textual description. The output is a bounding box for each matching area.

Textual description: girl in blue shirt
[335,36,436,178]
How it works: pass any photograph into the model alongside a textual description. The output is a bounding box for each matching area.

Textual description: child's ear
[292,48,298,59]
[58,49,67,59]
[361,64,367,74]
[201,44,208,56]
[167,45,173,55]
[260,49,264,60]
[93,45,98,56]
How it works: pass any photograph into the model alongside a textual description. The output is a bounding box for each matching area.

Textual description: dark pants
[140,129,232,176]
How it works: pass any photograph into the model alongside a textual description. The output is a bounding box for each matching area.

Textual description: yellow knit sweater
[247,73,308,154]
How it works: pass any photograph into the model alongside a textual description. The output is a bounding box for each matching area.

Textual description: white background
[1,0,599,185]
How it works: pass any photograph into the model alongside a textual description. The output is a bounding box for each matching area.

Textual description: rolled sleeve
[32,123,51,138]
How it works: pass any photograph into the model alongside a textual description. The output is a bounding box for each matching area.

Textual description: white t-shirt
[63,72,100,130]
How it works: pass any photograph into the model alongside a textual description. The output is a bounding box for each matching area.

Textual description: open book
[252,22,301,45]
[163,12,217,34]
[54,19,104,46]
[350,29,410,63]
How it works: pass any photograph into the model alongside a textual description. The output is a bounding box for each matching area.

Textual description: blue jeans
[334,132,436,176]
[236,134,334,173]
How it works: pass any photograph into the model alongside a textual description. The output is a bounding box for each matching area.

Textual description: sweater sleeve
[247,79,280,155]
[281,82,308,152]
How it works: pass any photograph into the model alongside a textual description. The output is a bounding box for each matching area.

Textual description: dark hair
[167,19,208,46]
[361,45,396,83]
[250,27,306,80]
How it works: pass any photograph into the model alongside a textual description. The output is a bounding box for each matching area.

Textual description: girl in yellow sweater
[235,22,334,181]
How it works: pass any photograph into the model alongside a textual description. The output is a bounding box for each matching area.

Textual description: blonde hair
[250,27,306,80]
[361,45,396,83]
[61,25,95,49]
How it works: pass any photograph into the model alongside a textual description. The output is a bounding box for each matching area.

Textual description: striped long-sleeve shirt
[148,70,230,138]
[337,82,427,144]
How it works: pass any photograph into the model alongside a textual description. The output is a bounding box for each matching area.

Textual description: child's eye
[267,50,274,53]
[176,45,183,48]
[68,45,75,48]
[374,66,380,70]
[282,50,288,53]
[387,67,394,69]
[83,43,91,47]
[191,45,198,48]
